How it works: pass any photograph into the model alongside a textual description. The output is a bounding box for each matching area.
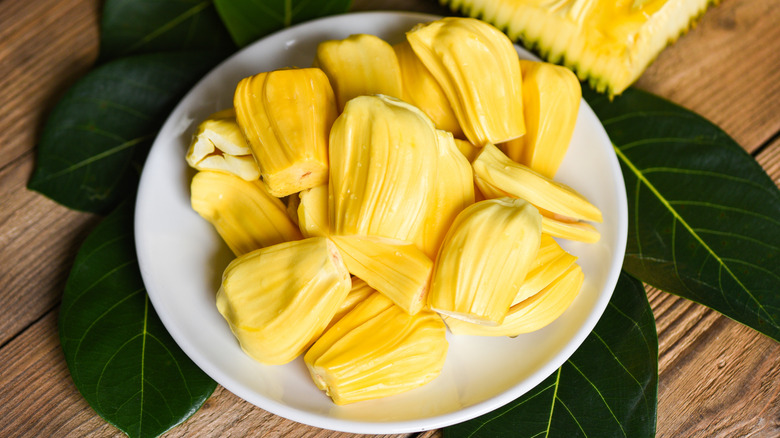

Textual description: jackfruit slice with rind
[442,0,717,96]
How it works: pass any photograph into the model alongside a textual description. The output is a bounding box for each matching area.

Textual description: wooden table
[1,0,778,436]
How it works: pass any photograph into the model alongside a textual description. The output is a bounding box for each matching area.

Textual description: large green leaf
[213,0,353,47]
[59,201,216,438]
[446,271,658,437]
[100,0,236,60]
[585,87,780,342]
[28,51,222,213]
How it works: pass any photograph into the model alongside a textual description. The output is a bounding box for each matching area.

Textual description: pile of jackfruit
[185,17,602,405]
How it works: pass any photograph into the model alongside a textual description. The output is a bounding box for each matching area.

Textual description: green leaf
[59,201,217,438]
[213,0,353,47]
[585,87,780,342]
[100,0,236,61]
[445,271,658,437]
[28,51,223,213]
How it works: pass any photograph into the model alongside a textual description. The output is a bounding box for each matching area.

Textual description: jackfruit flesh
[315,33,403,111]
[234,67,335,197]
[512,234,578,305]
[190,171,302,256]
[304,292,448,405]
[473,143,602,223]
[420,130,475,258]
[330,235,433,315]
[393,40,463,137]
[325,277,375,331]
[442,0,716,95]
[445,263,584,337]
[499,60,581,179]
[185,109,260,181]
[297,184,330,238]
[329,95,438,247]
[216,237,351,365]
[406,17,525,147]
[429,198,542,326]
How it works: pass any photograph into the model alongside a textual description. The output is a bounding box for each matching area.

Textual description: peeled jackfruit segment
[234,67,335,197]
[429,198,542,326]
[406,17,525,147]
[542,215,601,243]
[445,263,584,337]
[420,130,475,258]
[304,292,448,405]
[329,235,433,315]
[325,277,376,331]
[453,138,481,163]
[314,34,403,112]
[499,60,581,179]
[393,40,463,137]
[216,237,351,365]
[442,0,716,96]
[297,184,330,238]
[329,94,438,247]
[512,234,578,305]
[190,171,302,256]
[185,109,260,181]
[473,143,603,223]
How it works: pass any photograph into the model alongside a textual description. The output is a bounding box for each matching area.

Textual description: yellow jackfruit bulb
[542,215,601,244]
[406,17,525,147]
[190,171,303,256]
[429,198,542,326]
[216,237,351,365]
[329,95,438,246]
[304,292,448,405]
[499,60,581,179]
[186,109,260,181]
[393,40,462,137]
[512,235,578,305]
[473,143,603,223]
[445,263,584,337]
[330,235,433,315]
[234,68,335,197]
[297,184,330,238]
[285,193,300,227]
[421,130,475,258]
[453,138,481,163]
[325,277,375,331]
[314,34,403,111]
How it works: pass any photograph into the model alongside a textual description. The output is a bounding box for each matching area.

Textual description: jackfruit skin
[190,171,302,256]
[234,68,335,197]
[428,197,542,326]
[442,0,717,96]
[216,237,351,365]
[304,292,448,405]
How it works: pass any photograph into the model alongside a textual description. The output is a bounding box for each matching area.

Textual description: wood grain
[0,0,778,437]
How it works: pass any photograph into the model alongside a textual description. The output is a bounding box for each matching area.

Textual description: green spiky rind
[441,0,719,97]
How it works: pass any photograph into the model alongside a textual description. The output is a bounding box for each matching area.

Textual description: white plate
[135,11,627,434]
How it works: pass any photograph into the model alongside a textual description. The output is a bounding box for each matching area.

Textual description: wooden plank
[0,0,100,170]
[635,0,780,152]
[0,154,97,345]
